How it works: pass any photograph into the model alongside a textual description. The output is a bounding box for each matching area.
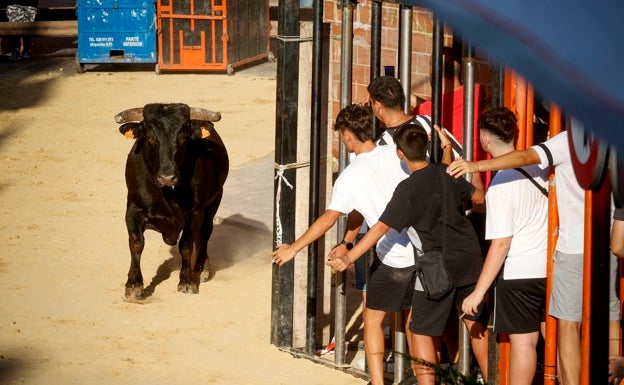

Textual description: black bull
[116,103,229,301]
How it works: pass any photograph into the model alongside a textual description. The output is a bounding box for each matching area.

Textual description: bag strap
[411,167,449,265]
[513,167,548,197]
[536,143,553,166]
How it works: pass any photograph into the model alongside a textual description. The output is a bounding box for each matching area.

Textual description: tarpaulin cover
[403,0,624,149]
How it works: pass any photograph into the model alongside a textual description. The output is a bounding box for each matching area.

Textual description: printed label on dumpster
[89,37,114,48]
[122,37,144,47]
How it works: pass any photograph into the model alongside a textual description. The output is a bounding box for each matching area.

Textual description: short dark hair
[478,106,518,144]
[333,103,374,142]
[367,76,405,110]
[393,123,428,161]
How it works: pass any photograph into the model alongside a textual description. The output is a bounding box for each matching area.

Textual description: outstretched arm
[272,210,342,266]
[447,147,541,178]
[327,221,391,272]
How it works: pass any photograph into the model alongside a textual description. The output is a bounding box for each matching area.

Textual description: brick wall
[324,0,493,122]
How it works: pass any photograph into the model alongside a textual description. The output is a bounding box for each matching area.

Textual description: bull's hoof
[178,282,199,294]
[125,285,144,302]
[200,270,210,283]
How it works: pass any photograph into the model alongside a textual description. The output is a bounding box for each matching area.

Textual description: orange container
[156,0,270,74]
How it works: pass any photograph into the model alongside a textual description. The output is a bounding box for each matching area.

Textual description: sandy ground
[0,37,366,385]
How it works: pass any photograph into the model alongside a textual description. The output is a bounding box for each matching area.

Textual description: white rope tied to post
[273,161,309,246]
[273,157,333,246]
[275,34,314,43]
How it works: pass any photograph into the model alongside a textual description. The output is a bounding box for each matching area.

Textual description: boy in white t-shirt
[461,107,549,385]
[447,116,621,385]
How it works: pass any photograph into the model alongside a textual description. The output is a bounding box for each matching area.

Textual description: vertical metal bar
[306,0,324,357]
[462,42,475,162]
[497,71,515,385]
[515,76,527,150]
[580,184,610,384]
[335,0,355,366]
[486,64,504,385]
[370,0,382,138]
[398,5,412,114]
[457,42,473,375]
[430,16,443,163]
[490,66,504,108]
[525,85,535,147]
[271,0,300,348]
[390,5,413,384]
[543,103,561,385]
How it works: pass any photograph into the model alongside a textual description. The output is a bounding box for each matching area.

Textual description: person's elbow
[612,242,624,259]
[471,189,485,205]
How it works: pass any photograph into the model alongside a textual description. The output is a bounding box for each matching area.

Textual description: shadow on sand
[139,214,271,299]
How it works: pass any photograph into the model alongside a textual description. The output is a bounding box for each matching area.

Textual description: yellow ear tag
[201,127,211,138]
[124,130,136,139]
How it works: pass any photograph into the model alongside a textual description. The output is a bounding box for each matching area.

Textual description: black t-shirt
[379,163,482,287]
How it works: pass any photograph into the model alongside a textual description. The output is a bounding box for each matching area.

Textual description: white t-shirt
[485,165,549,279]
[532,131,585,254]
[328,145,414,268]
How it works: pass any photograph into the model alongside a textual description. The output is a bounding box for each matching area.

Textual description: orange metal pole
[514,75,527,150]
[221,0,228,68]
[504,68,515,111]
[525,84,534,147]
[580,190,593,385]
[543,104,561,385]
[496,69,532,385]
[498,333,511,385]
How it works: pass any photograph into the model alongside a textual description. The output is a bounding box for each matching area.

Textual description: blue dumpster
[76,0,157,72]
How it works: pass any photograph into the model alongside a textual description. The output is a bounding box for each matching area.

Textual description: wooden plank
[0,20,77,36]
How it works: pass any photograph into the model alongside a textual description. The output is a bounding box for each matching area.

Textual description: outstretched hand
[433,124,451,149]
[272,244,297,266]
[326,245,352,272]
[447,158,478,178]
[461,291,484,317]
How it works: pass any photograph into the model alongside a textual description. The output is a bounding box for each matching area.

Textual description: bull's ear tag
[201,127,211,138]
[124,130,136,139]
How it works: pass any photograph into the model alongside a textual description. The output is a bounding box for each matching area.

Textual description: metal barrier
[156,0,270,74]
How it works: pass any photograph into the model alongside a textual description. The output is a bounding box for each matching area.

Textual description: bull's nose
[157,174,178,187]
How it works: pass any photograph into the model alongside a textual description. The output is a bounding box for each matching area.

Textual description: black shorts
[410,283,489,336]
[365,263,416,312]
[494,276,546,334]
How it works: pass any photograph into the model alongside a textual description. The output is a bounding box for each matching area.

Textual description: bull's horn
[115,108,144,124]
[190,107,221,122]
